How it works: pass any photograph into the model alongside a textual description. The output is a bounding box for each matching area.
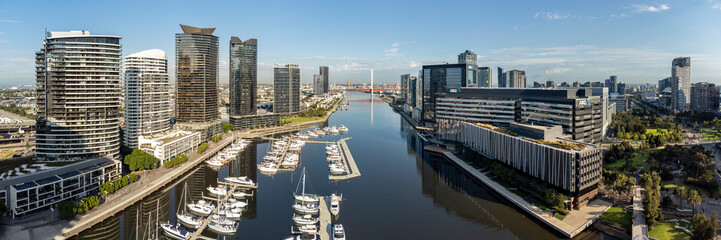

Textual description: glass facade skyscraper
[274,64,301,113]
[478,67,491,87]
[229,37,257,117]
[36,30,122,161]
[672,57,691,111]
[175,24,219,123]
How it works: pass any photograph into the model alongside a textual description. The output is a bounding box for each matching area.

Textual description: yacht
[293,214,319,225]
[208,222,238,235]
[329,126,339,134]
[307,131,318,138]
[333,224,346,240]
[329,164,345,174]
[225,200,248,208]
[330,194,342,216]
[161,223,190,240]
[176,211,202,229]
[294,194,319,203]
[338,125,349,133]
[325,144,338,151]
[258,164,278,174]
[293,168,319,214]
[299,134,309,140]
[210,214,236,225]
[218,207,242,220]
[207,186,227,197]
[187,200,213,217]
[205,159,224,167]
[232,190,249,199]
[225,176,255,187]
[298,224,318,234]
[327,154,341,162]
[282,233,318,240]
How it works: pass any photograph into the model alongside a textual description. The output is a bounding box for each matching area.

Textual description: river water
[76,92,613,240]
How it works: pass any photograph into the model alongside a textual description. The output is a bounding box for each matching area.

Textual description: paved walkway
[632,187,649,240]
[425,145,612,238]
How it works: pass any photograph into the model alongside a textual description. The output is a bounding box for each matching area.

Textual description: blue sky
[0,0,720,85]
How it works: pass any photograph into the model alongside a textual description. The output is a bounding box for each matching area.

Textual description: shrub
[197,143,208,154]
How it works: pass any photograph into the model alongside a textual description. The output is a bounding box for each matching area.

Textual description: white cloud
[631,4,670,13]
[512,26,518,31]
[391,42,400,47]
[384,48,400,57]
[710,0,721,9]
[0,19,18,23]
[534,11,570,20]
[610,13,628,18]
[545,68,572,74]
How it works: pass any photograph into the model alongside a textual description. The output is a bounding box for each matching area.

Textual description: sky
[0,0,720,86]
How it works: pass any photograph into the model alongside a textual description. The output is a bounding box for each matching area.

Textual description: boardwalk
[632,187,649,240]
[329,138,361,181]
[425,145,611,238]
[318,196,331,240]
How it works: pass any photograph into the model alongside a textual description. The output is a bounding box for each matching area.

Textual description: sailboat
[176,183,202,229]
[292,168,319,214]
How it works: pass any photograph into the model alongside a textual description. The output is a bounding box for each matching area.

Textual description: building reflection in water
[229,141,258,219]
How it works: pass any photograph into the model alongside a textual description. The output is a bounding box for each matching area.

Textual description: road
[632,187,649,240]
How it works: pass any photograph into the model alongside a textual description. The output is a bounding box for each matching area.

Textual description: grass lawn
[599,206,632,232]
[280,116,322,125]
[532,200,566,220]
[698,128,721,140]
[605,150,654,171]
[648,221,691,240]
[646,128,670,136]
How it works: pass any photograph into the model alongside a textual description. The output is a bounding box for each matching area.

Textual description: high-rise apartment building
[314,66,329,95]
[672,57,691,111]
[508,70,526,88]
[229,37,257,118]
[274,64,301,113]
[458,50,477,65]
[175,25,221,140]
[320,66,329,93]
[691,82,720,112]
[617,82,626,95]
[36,30,122,161]
[478,67,491,87]
[123,49,171,148]
[497,67,505,87]
[400,74,410,100]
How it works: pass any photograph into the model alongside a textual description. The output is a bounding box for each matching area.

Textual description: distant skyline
[1,0,720,85]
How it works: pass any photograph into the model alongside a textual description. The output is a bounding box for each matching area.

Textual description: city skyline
[0,1,720,86]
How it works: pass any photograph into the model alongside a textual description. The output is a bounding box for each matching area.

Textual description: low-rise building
[0,157,120,216]
[441,121,601,209]
[139,130,201,162]
[229,113,281,129]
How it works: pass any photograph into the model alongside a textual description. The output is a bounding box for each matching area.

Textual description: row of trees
[58,195,101,219]
[211,135,223,142]
[163,154,188,168]
[602,169,636,202]
[641,171,662,227]
[123,149,159,171]
[99,173,138,196]
[222,123,236,133]
[197,142,208,153]
[692,212,719,240]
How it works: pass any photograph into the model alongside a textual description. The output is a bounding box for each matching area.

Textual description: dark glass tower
[273,64,301,113]
[175,24,219,123]
[229,37,257,117]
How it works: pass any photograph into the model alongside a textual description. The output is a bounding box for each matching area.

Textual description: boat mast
[156,198,159,240]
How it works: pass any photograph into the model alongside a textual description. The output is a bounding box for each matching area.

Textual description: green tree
[222,123,236,133]
[692,212,719,240]
[197,142,208,153]
[123,149,159,171]
[688,189,702,215]
[678,186,687,208]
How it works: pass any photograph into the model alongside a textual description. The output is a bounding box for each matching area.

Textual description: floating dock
[189,184,241,240]
[318,196,331,240]
[329,138,361,181]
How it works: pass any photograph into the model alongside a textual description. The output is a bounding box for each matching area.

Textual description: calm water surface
[78,92,614,240]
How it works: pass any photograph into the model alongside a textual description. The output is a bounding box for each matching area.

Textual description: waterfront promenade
[424,145,611,238]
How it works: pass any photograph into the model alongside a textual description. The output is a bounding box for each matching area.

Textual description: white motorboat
[293,214,319,226]
[307,131,318,138]
[329,127,339,134]
[299,134,309,139]
[316,130,326,137]
[258,164,278,174]
[330,165,345,174]
[218,207,242,220]
[338,125,349,132]
[327,155,341,162]
[161,223,190,240]
[205,159,224,167]
[187,201,213,217]
[294,194,320,203]
[330,194,342,216]
[332,224,346,240]
[232,190,249,199]
[207,186,227,197]
[225,200,248,208]
[176,211,202,229]
[293,203,318,214]
[225,176,255,187]
[210,214,236,225]
[282,158,299,167]
[325,144,338,151]
[298,224,318,234]
[288,144,302,151]
[208,222,238,235]
[283,234,318,240]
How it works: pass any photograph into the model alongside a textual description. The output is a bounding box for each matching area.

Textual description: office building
[508,70,526,88]
[419,63,477,122]
[608,76,617,93]
[672,57,691,111]
[478,67,491,87]
[123,49,172,148]
[274,64,301,113]
[497,67,505,87]
[314,75,323,95]
[400,74,410,101]
[434,88,604,143]
[175,25,221,141]
[458,50,477,65]
[228,37,258,129]
[35,30,122,162]
[617,82,626,95]
[443,122,601,209]
[691,82,720,112]
[658,77,672,93]
[609,93,628,112]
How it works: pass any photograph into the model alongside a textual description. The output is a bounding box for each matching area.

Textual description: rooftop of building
[125,49,166,60]
[46,30,120,39]
[179,24,216,35]
[438,87,604,103]
[472,122,596,152]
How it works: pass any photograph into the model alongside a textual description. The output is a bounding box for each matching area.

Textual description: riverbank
[424,145,612,238]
